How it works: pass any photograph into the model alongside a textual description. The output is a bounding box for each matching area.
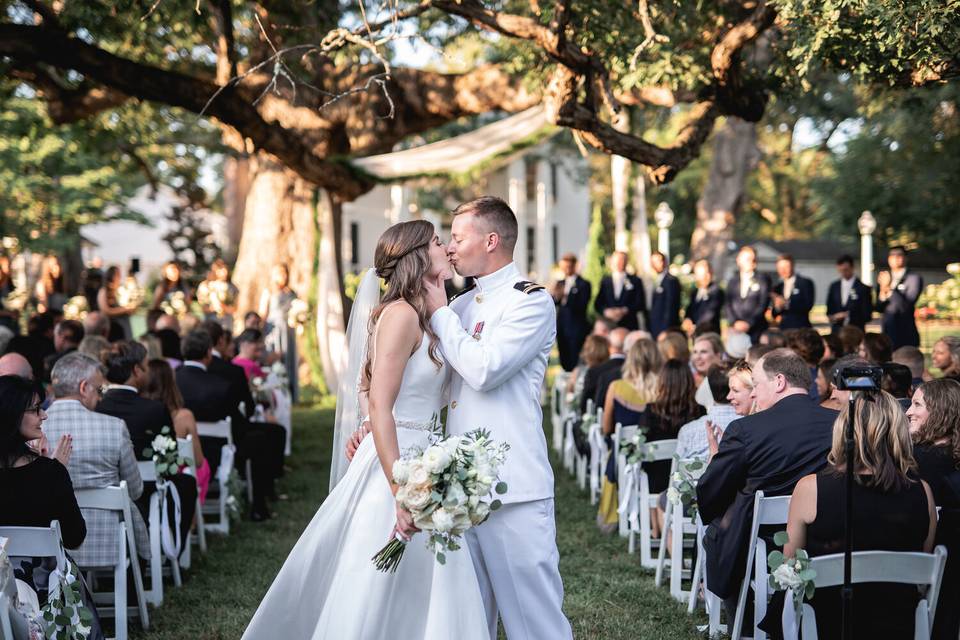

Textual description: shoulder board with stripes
[449,283,477,302]
[514,281,546,294]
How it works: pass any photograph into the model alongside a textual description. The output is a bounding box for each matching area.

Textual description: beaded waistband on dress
[395,418,440,433]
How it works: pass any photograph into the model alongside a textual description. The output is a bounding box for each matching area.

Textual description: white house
[345,106,592,283]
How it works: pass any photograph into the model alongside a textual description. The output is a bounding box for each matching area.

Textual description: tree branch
[9,64,129,123]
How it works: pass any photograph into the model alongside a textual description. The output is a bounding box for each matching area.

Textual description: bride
[242,220,487,639]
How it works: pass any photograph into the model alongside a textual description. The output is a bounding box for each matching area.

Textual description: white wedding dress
[242,337,488,640]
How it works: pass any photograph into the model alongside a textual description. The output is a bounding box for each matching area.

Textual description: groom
[423,196,571,640]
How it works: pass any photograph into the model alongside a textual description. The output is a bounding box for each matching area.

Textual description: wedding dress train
[242,338,488,640]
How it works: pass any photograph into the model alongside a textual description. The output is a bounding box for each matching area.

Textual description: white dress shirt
[612,271,626,299]
[739,271,755,299]
[431,262,556,504]
[840,276,855,306]
[781,275,796,301]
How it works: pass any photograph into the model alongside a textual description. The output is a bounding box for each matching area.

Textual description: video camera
[833,365,884,391]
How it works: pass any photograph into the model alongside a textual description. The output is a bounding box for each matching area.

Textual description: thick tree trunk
[222,155,252,258]
[232,154,317,328]
[689,117,760,277]
[315,191,346,393]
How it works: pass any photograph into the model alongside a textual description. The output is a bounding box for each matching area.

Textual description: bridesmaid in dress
[259,264,299,402]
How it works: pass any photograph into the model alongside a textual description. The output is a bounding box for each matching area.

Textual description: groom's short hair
[453,196,518,252]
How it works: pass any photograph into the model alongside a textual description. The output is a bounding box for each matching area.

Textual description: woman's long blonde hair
[621,337,661,400]
[828,390,917,492]
[360,220,442,391]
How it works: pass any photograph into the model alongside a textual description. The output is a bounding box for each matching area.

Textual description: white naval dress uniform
[430,262,572,640]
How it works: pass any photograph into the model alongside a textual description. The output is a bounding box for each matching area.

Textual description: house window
[525,159,538,202]
[526,226,536,274]
[350,222,360,266]
[550,162,559,202]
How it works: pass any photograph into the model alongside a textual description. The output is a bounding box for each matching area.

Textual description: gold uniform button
[451,401,458,409]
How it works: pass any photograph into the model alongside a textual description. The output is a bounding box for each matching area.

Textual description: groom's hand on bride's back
[423,274,447,316]
[345,421,371,461]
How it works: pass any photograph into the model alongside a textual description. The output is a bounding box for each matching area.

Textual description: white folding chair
[587,418,608,505]
[615,423,638,539]
[781,547,948,640]
[74,481,149,638]
[203,444,238,535]
[688,513,725,638]
[655,457,705,601]
[177,436,206,561]
[195,418,232,444]
[576,406,599,492]
[637,439,677,568]
[731,490,791,640]
[0,525,68,640]
[550,373,568,455]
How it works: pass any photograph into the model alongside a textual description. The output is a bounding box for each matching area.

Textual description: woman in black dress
[761,390,937,640]
[0,375,102,638]
[907,378,960,640]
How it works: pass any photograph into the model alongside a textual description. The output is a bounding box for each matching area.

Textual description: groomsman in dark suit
[683,259,724,335]
[826,254,873,333]
[594,251,648,331]
[552,254,592,372]
[770,254,815,329]
[648,251,681,339]
[875,245,923,349]
[724,245,771,344]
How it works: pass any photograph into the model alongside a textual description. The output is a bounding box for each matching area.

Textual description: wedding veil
[329,268,381,491]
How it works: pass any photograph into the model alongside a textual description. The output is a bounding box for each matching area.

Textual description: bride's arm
[368,303,421,494]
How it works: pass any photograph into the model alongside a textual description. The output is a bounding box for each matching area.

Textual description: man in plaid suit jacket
[45,351,150,568]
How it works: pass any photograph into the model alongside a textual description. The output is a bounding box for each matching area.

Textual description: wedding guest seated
[82,311,110,340]
[759,328,786,348]
[642,359,703,537]
[77,335,109,361]
[5,311,55,380]
[816,358,836,406]
[593,330,649,416]
[836,324,865,357]
[44,319,84,382]
[656,329,690,364]
[892,345,930,392]
[697,348,836,622]
[0,352,33,379]
[725,360,756,419]
[581,328,624,414]
[96,342,198,542]
[244,311,263,331]
[142,359,210,504]
[232,329,267,381]
[906,378,960,640]
[565,334,608,398]
[592,317,615,338]
[139,332,162,360]
[759,391,936,640]
[880,362,913,409]
[821,332,843,361]
[785,327,824,400]
[175,329,280,520]
[931,336,960,381]
[156,327,183,369]
[597,338,661,532]
[691,333,724,408]
[44,352,151,567]
[676,363,738,460]
[858,331,893,364]
[746,343,773,366]
[0,375,104,639]
[154,313,182,335]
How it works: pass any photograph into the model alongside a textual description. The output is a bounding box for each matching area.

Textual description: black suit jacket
[696,394,836,598]
[96,388,173,461]
[649,273,681,338]
[772,274,815,329]
[876,270,923,349]
[207,355,255,422]
[580,355,624,414]
[684,283,724,334]
[826,278,873,333]
[594,274,648,331]
[555,276,592,372]
[724,272,772,342]
[175,364,234,423]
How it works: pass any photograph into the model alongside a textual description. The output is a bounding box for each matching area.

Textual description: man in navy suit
[826,254,873,333]
[648,251,681,339]
[594,251,648,331]
[552,254,592,372]
[724,245,771,344]
[771,254,815,329]
[683,259,724,335]
[876,245,923,349]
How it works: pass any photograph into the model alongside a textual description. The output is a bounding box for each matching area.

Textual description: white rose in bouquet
[431,507,456,533]
[449,506,472,536]
[404,484,434,512]
[772,563,804,591]
[392,458,412,485]
[469,501,491,525]
[408,461,429,486]
[422,445,452,474]
[445,481,468,508]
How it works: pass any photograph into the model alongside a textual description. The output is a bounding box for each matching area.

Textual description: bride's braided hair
[360,220,443,391]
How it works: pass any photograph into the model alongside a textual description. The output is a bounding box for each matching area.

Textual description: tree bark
[315,191,346,393]
[221,155,252,257]
[689,117,760,277]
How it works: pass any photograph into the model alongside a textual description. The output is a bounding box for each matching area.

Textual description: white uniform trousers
[465,498,572,640]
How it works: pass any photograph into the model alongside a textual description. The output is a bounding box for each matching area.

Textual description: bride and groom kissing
[243,196,573,639]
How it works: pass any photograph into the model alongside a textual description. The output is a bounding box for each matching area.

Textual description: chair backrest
[138,461,157,482]
[808,548,948,590]
[644,439,678,462]
[75,481,129,512]
[753,490,791,526]
[177,436,196,475]
[196,418,232,443]
[0,522,67,574]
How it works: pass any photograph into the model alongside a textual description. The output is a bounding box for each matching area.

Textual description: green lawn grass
[131,407,703,639]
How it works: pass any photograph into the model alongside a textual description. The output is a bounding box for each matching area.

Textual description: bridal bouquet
[372,429,509,573]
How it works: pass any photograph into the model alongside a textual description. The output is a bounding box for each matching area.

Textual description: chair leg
[126,528,150,630]
[148,495,163,607]
[195,498,207,552]
[655,500,672,586]
[670,510,684,601]
[116,532,128,640]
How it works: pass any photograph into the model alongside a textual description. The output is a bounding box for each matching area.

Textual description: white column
[389,184,409,224]
[535,162,551,282]
[611,113,631,252]
[861,233,874,286]
[630,174,653,278]
[508,160,529,274]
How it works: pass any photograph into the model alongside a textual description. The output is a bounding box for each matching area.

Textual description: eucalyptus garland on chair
[39,562,94,640]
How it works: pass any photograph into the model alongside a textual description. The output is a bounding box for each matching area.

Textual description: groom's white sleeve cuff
[430,297,555,393]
